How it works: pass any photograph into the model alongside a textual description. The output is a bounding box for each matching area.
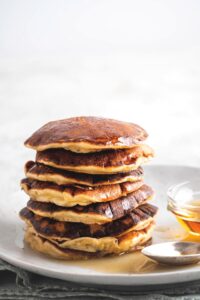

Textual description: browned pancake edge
[20,203,158,239]
[26,184,154,224]
[25,161,144,186]
[21,177,145,206]
[25,116,148,152]
[36,145,154,174]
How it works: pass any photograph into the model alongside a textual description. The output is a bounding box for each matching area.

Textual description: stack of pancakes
[20,116,158,260]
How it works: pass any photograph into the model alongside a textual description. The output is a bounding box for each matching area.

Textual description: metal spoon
[142,242,200,265]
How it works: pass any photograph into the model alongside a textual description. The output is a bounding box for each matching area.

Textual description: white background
[0,0,200,183]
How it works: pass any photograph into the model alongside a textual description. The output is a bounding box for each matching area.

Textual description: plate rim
[1,248,200,286]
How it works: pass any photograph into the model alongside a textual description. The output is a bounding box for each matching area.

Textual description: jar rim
[167,179,200,210]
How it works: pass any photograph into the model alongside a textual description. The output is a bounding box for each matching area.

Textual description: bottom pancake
[25,228,100,260]
[25,223,154,259]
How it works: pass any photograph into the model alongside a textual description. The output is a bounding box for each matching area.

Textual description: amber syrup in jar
[172,200,200,236]
[168,180,200,237]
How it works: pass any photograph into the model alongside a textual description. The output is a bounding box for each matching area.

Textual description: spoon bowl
[142,242,200,265]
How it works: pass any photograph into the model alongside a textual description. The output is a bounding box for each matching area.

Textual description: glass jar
[168,179,200,236]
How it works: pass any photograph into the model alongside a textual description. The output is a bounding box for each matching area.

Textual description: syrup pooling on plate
[66,251,158,273]
[65,249,193,274]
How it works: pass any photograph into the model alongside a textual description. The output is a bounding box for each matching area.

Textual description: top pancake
[24,116,148,153]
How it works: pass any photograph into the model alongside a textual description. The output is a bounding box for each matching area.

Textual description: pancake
[25,227,152,259]
[19,203,158,239]
[26,184,154,224]
[21,178,144,207]
[47,222,155,253]
[24,116,148,153]
[36,145,153,174]
[25,228,102,260]
[25,161,144,186]
[26,222,154,256]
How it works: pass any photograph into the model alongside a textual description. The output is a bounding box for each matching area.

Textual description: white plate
[1,165,200,287]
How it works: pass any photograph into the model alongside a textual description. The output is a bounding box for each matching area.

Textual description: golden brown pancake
[24,116,148,153]
[25,228,102,260]
[19,203,158,239]
[26,184,154,224]
[36,145,153,174]
[25,161,144,186]
[21,178,144,207]
[25,222,154,257]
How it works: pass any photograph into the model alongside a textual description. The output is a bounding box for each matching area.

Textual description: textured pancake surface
[36,145,153,174]
[25,228,101,260]
[25,161,144,186]
[24,116,148,152]
[21,178,144,207]
[20,203,158,239]
[26,184,154,224]
[26,222,154,255]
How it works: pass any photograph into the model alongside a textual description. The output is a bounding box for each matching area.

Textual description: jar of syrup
[168,179,200,236]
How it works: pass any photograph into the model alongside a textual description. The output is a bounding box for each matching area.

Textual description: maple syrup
[167,179,200,237]
[168,197,200,236]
